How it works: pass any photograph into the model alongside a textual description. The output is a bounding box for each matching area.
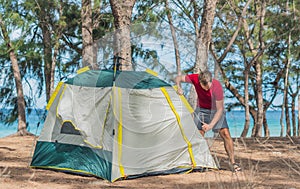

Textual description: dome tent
[30,68,217,182]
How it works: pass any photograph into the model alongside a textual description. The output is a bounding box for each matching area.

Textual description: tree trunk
[92,0,101,66]
[297,89,300,136]
[291,97,296,136]
[285,97,291,136]
[263,111,270,137]
[254,61,264,137]
[9,49,30,135]
[43,32,52,102]
[0,16,32,136]
[165,0,181,75]
[39,5,53,103]
[109,0,136,71]
[214,61,220,79]
[82,0,97,69]
[194,0,217,72]
[285,32,292,137]
[280,100,285,137]
[195,0,217,71]
[241,68,250,137]
[50,42,59,97]
[280,31,292,137]
[251,113,257,137]
[253,0,266,137]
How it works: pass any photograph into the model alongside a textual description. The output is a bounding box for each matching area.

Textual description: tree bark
[37,1,53,103]
[253,0,267,137]
[194,0,217,73]
[241,65,250,137]
[285,32,292,136]
[291,96,296,136]
[82,0,97,69]
[290,80,300,136]
[109,0,136,71]
[297,86,300,136]
[263,111,270,136]
[42,29,52,102]
[165,0,181,75]
[254,60,263,137]
[280,32,292,137]
[285,97,291,136]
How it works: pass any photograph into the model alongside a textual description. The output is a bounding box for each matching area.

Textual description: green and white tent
[30,69,217,182]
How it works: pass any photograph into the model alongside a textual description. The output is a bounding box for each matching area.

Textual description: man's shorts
[193,107,229,133]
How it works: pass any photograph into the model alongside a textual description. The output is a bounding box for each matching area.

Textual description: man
[175,70,241,172]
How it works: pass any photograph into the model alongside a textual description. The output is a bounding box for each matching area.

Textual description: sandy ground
[0,135,299,189]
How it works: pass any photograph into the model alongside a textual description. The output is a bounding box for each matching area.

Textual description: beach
[0,135,299,189]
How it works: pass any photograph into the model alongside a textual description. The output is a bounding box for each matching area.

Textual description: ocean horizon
[0,110,298,139]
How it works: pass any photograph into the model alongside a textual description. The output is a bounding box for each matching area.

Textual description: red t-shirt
[185,74,224,110]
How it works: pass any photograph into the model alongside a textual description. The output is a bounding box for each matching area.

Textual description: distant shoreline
[1,110,298,139]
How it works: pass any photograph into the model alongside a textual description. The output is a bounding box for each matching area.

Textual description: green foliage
[213,0,300,111]
[93,13,114,40]
[0,0,83,125]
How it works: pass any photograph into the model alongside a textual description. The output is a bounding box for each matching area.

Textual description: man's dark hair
[198,70,212,86]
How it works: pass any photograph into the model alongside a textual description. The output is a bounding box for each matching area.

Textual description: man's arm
[174,75,186,95]
[202,100,224,132]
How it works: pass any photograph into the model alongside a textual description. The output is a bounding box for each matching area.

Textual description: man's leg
[219,128,235,165]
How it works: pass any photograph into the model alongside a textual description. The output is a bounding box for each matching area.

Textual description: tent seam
[113,86,125,178]
[46,82,64,110]
[160,87,197,168]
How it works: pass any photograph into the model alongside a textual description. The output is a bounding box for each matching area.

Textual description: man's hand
[174,75,186,95]
[202,123,213,132]
[177,87,184,95]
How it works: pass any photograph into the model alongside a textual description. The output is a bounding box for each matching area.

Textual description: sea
[0,110,298,138]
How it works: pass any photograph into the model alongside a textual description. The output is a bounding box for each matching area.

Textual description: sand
[0,135,299,189]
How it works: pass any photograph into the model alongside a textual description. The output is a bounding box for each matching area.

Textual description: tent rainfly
[30,69,217,182]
